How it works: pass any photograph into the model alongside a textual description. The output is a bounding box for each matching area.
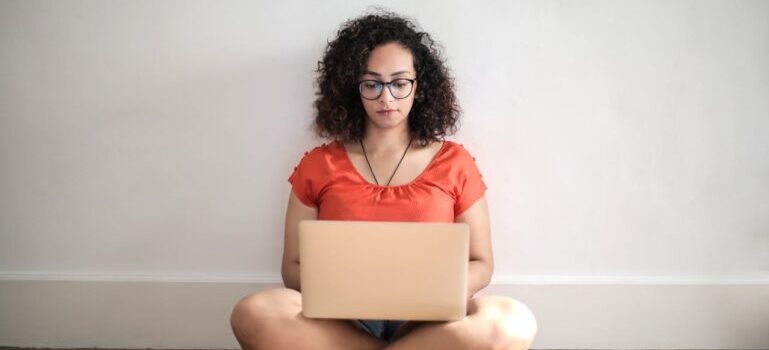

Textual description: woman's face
[358,42,417,131]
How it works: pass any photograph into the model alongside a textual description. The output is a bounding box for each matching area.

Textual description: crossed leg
[230,287,386,350]
[230,287,538,350]
[385,295,538,350]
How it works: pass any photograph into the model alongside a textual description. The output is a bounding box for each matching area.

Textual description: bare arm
[283,189,492,298]
[455,195,494,301]
[281,190,319,292]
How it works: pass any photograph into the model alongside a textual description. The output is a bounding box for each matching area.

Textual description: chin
[370,115,407,129]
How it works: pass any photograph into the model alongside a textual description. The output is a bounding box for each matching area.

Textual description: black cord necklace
[360,137,413,186]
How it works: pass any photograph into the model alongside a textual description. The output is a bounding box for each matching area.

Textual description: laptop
[298,219,469,321]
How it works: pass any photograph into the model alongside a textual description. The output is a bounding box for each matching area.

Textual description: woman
[230,10,538,350]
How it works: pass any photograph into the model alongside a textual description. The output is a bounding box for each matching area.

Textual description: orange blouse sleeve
[287,145,328,208]
[453,145,488,216]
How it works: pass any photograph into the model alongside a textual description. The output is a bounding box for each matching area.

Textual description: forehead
[364,42,415,74]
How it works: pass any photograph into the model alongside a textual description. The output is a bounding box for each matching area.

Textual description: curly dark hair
[312,9,461,148]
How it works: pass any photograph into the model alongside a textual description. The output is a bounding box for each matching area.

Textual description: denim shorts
[351,319,409,343]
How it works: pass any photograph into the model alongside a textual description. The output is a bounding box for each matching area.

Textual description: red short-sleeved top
[287,139,487,222]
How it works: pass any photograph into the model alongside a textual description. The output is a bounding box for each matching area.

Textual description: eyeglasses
[358,79,416,100]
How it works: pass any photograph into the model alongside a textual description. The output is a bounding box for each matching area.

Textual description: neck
[361,125,411,156]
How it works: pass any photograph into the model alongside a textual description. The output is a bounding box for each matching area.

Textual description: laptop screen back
[299,220,469,321]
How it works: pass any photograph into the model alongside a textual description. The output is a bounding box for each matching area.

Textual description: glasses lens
[359,79,414,99]
[360,81,382,99]
[390,79,413,99]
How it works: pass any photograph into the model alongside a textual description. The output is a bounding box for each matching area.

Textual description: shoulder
[423,140,483,180]
[440,141,484,181]
[441,140,478,162]
[291,140,341,173]
[297,140,338,160]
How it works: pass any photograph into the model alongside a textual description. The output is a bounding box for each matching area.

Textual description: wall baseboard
[0,277,767,349]
[2,272,768,284]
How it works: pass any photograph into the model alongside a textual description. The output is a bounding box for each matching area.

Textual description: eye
[362,81,380,89]
[393,79,411,89]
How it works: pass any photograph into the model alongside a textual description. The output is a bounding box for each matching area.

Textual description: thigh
[390,297,479,341]
[230,287,388,350]
[386,296,538,350]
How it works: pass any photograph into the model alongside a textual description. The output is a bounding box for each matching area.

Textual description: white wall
[1,0,767,348]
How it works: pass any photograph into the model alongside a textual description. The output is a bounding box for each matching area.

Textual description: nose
[378,85,395,102]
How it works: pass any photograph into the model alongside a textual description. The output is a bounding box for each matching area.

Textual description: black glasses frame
[358,79,417,100]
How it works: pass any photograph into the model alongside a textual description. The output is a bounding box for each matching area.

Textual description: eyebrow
[363,70,412,77]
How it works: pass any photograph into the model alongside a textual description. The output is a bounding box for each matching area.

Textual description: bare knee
[475,296,538,350]
[229,287,301,347]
